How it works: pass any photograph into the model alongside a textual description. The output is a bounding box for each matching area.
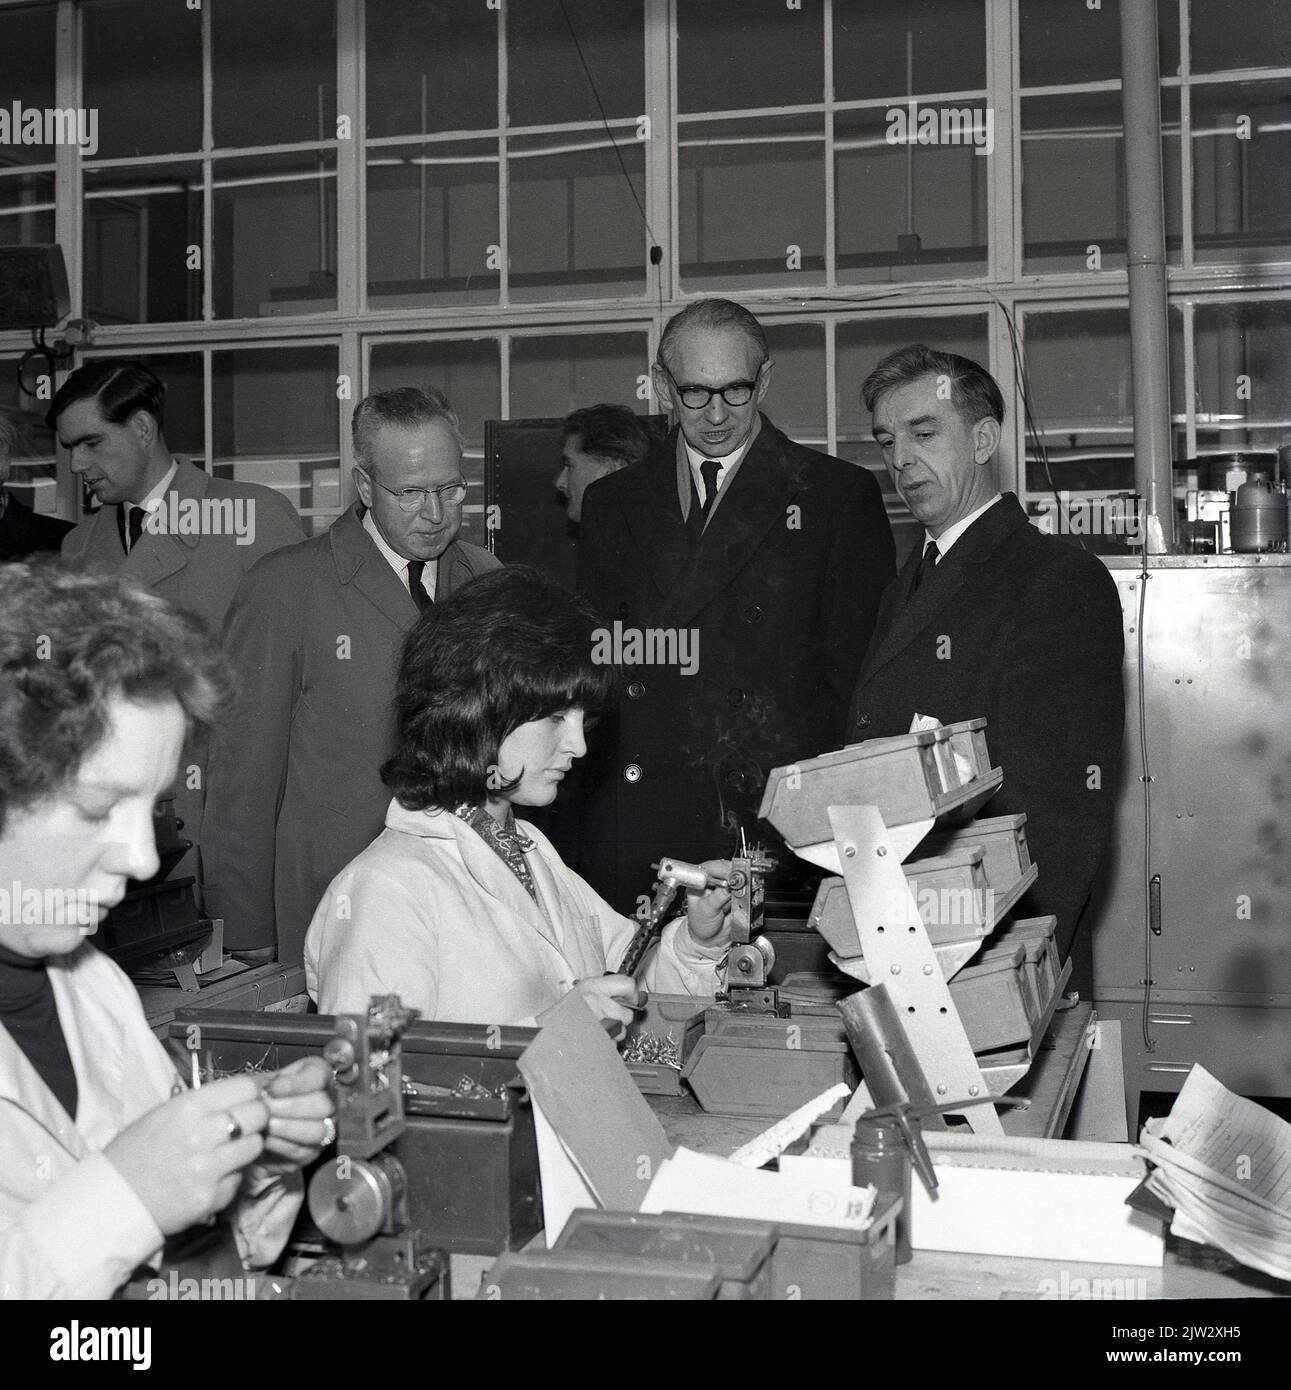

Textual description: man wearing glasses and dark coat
[577,299,896,911]
[202,387,500,964]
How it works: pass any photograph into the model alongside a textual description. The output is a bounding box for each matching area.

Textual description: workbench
[451,1088,1282,1300]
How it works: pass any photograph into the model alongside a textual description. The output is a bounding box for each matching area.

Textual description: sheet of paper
[908,712,973,782]
[641,1147,876,1229]
[517,989,672,1215]
[1143,1063,1291,1212]
[531,1100,598,1246]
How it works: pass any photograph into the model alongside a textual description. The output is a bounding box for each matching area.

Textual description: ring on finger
[225,1112,242,1142]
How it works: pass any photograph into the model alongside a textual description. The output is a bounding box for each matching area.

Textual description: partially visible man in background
[202,386,501,965]
[0,412,72,560]
[50,360,303,909]
[556,404,653,526]
[52,361,303,634]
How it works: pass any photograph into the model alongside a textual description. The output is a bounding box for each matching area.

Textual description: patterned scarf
[453,802,539,904]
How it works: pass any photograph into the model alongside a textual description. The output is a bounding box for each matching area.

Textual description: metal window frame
[1,0,1289,525]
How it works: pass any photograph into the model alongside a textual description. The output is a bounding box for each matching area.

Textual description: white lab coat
[305,801,722,1025]
[0,943,301,1299]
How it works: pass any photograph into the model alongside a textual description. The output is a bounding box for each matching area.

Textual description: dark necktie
[119,504,145,554]
[686,458,723,542]
[909,539,940,599]
[406,559,433,611]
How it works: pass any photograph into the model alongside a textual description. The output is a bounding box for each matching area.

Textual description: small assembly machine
[166,995,544,1297]
[294,997,448,1300]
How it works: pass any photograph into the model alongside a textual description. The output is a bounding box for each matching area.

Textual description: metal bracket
[828,804,1004,1136]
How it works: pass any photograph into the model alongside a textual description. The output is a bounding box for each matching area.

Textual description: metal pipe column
[1119,0,1175,552]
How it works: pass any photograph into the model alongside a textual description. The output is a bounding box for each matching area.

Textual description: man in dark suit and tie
[846,344,1126,995]
[578,298,896,911]
[202,386,501,963]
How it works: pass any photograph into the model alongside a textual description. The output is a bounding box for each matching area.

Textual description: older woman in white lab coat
[0,562,333,1298]
[306,567,733,1031]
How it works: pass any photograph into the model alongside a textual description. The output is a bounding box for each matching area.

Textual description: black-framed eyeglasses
[361,469,467,513]
[659,362,763,411]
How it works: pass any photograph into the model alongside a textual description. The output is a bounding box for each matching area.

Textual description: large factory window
[1021,87,1184,275]
[77,0,340,323]
[211,345,342,536]
[1019,305,1188,553]
[1018,0,1180,87]
[679,114,826,291]
[81,0,202,160]
[212,150,339,319]
[1188,0,1291,74]
[677,1,989,289]
[0,3,56,249]
[365,0,648,307]
[1192,300,1291,455]
[366,138,501,309]
[508,332,648,421]
[1190,80,1291,268]
[84,162,203,325]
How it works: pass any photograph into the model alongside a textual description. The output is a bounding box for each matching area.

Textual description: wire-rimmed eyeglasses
[361,469,468,513]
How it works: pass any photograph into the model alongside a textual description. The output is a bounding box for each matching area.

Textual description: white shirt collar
[928,494,1003,560]
[683,434,753,494]
[362,507,437,599]
[134,460,179,513]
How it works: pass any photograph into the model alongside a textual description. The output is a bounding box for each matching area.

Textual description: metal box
[759,731,1003,853]
[555,1210,777,1300]
[661,1194,900,1301]
[680,1009,856,1119]
[477,1250,722,1300]
[996,915,1061,1006]
[921,813,1033,892]
[947,944,1036,1051]
[620,993,711,1096]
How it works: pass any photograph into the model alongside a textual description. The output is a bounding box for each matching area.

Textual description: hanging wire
[555,0,663,311]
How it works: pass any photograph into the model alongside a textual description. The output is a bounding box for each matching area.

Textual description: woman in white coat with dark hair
[0,561,334,1299]
[305,566,734,1032]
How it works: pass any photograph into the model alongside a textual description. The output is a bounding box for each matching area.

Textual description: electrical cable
[1136,525,1155,1054]
[555,0,663,311]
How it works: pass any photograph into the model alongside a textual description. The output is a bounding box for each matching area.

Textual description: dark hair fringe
[381,566,618,811]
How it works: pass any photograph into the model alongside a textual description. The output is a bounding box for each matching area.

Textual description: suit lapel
[330,505,419,630]
[436,542,478,601]
[858,495,1029,684]
[615,444,695,606]
[663,419,803,628]
[123,459,206,588]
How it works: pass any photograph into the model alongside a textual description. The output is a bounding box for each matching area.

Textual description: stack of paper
[1138,1064,1291,1281]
